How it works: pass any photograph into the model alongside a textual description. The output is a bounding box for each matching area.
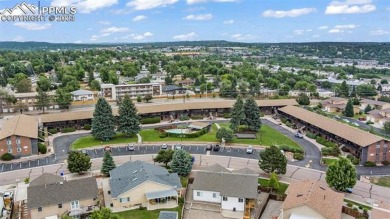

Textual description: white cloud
[126,0,178,10]
[99,21,111,25]
[328,24,358,33]
[74,40,82,43]
[329,29,342,33]
[370,30,389,36]
[306,29,313,32]
[262,8,317,18]
[318,26,329,30]
[223,19,234,24]
[325,0,376,14]
[51,0,118,13]
[101,26,129,33]
[187,0,239,4]
[173,32,198,40]
[132,15,147,22]
[13,22,51,30]
[184,13,213,20]
[294,30,305,35]
[13,36,24,41]
[122,32,154,40]
[231,34,255,40]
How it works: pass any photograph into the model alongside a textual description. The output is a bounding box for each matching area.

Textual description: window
[58,204,62,208]
[376,144,381,148]
[238,198,244,203]
[6,137,11,145]
[70,200,80,210]
[196,192,202,197]
[212,193,217,198]
[16,136,20,144]
[120,197,130,203]
[223,197,228,201]
[8,149,12,153]
[38,207,42,212]
[17,148,22,152]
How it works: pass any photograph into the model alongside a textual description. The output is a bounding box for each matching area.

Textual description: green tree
[37,76,51,91]
[92,98,116,141]
[153,149,174,167]
[15,78,32,93]
[149,64,159,74]
[67,150,92,174]
[101,151,116,176]
[90,208,120,219]
[296,93,310,105]
[90,80,101,91]
[357,84,377,97]
[364,104,372,114]
[268,172,280,192]
[339,81,349,97]
[137,95,142,103]
[259,145,287,174]
[279,84,290,96]
[8,73,28,86]
[325,157,356,192]
[117,95,140,137]
[216,127,234,142]
[230,96,245,132]
[350,86,357,98]
[171,149,192,176]
[383,121,390,134]
[55,88,72,109]
[143,94,153,103]
[36,90,50,113]
[243,96,262,132]
[344,99,354,117]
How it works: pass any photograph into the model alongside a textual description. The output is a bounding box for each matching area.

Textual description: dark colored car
[206,144,212,151]
[213,144,220,151]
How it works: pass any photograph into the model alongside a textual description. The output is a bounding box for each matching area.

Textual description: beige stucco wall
[30,198,96,219]
[112,181,177,209]
[282,205,326,219]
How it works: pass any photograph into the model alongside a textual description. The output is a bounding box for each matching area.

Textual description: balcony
[68,205,99,216]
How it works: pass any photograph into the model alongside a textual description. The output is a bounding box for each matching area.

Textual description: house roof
[278,105,383,147]
[0,115,38,139]
[27,176,98,209]
[29,173,64,187]
[188,122,210,130]
[158,211,178,219]
[361,99,390,106]
[192,164,258,199]
[145,189,178,200]
[282,180,344,219]
[38,99,297,123]
[71,89,93,96]
[109,161,182,198]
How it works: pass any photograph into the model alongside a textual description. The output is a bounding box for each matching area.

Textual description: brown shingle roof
[278,105,383,147]
[39,99,297,123]
[282,180,344,219]
[0,115,38,139]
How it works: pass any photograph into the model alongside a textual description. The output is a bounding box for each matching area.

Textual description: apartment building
[1,91,57,113]
[100,83,162,100]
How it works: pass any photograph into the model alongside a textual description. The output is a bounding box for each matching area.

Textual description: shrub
[223,113,231,118]
[281,117,287,124]
[381,160,390,166]
[363,208,368,214]
[38,143,47,154]
[279,145,304,154]
[366,121,374,125]
[352,158,360,165]
[321,147,340,157]
[347,202,353,208]
[1,153,13,161]
[24,177,30,184]
[48,128,57,135]
[346,154,355,160]
[358,206,363,210]
[83,124,91,130]
[138,206,147,210]
[306,132,317,139]
[316,136,337,148]
[363,161,376,167]
[353,207,359,211]
[159,132,168,138]
[179,115,190,121]
[62,127,76,133]
[141,117,161,124]
[294,153,304,160]
[190,115,203,120]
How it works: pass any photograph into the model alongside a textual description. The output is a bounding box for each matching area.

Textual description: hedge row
[279,145,304,154]
[1,153,13,161]
[306,132,317,139]
[190,115,203,120]
[141,117,161,124]
[363,161,376,167]
[316,136,337,148]
[223,113,231,118]
[160,128,209,139]
[48,128,58,135]
[179,115,190,121]
[62,127,76,133]
[321,147,340,157]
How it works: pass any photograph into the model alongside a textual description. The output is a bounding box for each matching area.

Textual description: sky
[0,0,389,43]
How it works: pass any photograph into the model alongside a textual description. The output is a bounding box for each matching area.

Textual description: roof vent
[132,178,138,182]
[320,186,325,190]
[133,170,138,174]
[297,194,303,197]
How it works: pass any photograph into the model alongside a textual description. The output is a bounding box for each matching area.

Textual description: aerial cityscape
[0,0,390,219]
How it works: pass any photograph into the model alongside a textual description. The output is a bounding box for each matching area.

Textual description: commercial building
[100,83,162,100]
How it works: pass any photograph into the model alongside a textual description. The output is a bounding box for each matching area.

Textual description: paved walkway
[260,200,282,219]
[136,133,142,144]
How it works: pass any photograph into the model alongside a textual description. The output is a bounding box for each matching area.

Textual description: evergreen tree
[92,98,115,141]
[350,86,357,97]
[344,99,354,117]
[101,151,116,176]
[55,88,72,109]
[36,90,50,113]
[325,157,356,192]
[67,151,92,174]
[339,81,349,97]
[297,93,310,105]
[171,149,192,176]
[268,172,280,192]
[117,95,140,137]
[383,121,390,134]
[153,149,174,167]
[364,104,372,114]
[229,96,245,132]
[259,145,287,174]
[243,96,262,132]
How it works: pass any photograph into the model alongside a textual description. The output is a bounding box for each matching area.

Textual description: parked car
[358,117,366,121]
[335,115,341,119]
[353,122,360,127]
[345,188,353,193]
[128,144,135,151]
[213,144,220,151]
[246,146,254,154]
[206,144,212,151]
[104,146,111,152]
[343,119,350,123]
[295,133,304,138]
[175,144,182,150]
[161,143,168,149]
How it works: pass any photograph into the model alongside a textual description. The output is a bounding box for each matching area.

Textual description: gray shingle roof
[27,177,98,209]
[29,173,64,187]
[192,165,258,199]
[159,211,178,219]
[109,161,182,198]
[71,89,93,96]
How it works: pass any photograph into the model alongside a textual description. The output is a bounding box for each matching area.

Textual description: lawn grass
[372,176,390,188]
[115,198,183,219]
[258,178,289,195]
[322,157,339,166]
[71,133,137,149]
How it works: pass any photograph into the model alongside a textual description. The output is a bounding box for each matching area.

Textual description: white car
[246,146,254,154]
[343,119,350,123]
[175,144,182,150]
[128,144,135,151]
[353,122,360,127]
[161,144,168,149]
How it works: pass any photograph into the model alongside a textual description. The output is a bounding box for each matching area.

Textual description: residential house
[71,89,94,101]
[175,79,195,87]
[360,99,390,111]
[280,180,344,219]
[109,160,182,211]
[191,164,258,214]
[162,85,187,96]
[0,115,38,158]
[100,83,162,101]
[366,108,390,128]
[27,174,99,219]
[321,97,359,114]
[1,91,57,113]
